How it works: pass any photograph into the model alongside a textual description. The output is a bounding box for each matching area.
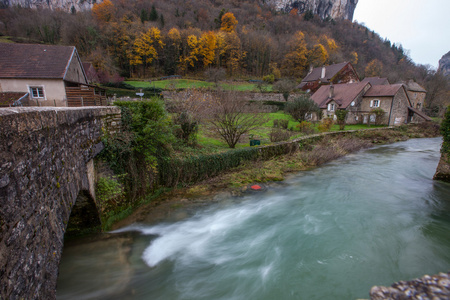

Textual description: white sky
[353,0,450,69]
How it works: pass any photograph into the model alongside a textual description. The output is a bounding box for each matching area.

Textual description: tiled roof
[408,107,432,121]
[311,82,370,109]
[363,84,403,97]
[301,62,350,82]
[361,77,389,86]
[0,92,28,107]
[403,80,427,93]
[0,43,75,79]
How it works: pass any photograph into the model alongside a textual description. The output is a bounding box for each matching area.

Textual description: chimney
[321,66,326,79]
[329,84,334,98]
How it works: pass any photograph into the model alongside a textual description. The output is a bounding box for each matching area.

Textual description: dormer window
[327,103,335,111]
[370,99,380,108]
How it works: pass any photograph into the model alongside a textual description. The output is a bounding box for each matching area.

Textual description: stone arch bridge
[0,107,121,299]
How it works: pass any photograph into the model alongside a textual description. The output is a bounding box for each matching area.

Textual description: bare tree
[208,91,268,148]
[166,89,215,144]
[204,67,226,87]
[273,79,297,101]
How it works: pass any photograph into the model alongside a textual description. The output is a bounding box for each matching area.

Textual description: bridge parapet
[0,106,121,299]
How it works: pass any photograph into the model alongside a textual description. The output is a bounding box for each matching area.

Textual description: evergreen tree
[149,5,158,21]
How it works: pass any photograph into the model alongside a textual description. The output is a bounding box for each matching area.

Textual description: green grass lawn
[194,112,387,151]
[126,79,272,92]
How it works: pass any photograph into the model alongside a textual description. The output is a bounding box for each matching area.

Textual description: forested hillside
[0,0,447,114]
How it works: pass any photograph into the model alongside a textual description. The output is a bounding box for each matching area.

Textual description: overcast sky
[353,0,450,69]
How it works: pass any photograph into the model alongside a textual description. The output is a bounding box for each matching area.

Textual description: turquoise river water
[56,137,450,300]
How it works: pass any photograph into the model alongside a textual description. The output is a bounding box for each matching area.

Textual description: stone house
[0,43,106,107]
[310,82,371,123]
[298,62,360,93]
[401,79,426,111]
[310,82,431,125]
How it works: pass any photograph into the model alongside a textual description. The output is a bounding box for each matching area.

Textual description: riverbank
[111,122,441,230]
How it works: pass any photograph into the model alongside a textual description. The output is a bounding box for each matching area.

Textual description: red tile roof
[0,43,75,79]
[311,82,370,109]
[302,62,350,82]
[0,92,28,107]
[363,84,403,97]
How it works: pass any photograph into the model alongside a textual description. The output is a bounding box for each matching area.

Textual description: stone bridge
[0,106,121,299]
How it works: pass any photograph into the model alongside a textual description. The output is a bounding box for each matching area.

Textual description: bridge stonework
[0,107,121,299]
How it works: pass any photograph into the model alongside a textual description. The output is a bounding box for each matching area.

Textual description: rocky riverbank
[370,272,450,300]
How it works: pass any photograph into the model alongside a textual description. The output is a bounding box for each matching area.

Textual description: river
[56,137,450,300]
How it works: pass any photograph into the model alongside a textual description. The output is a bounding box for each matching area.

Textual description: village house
[298,62,360,93]
[310,82,431,125]
[0,43,106,107]
[311,82,371,123]
[401,79,426,111]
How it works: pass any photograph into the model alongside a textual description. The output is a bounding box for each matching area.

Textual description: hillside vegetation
[0,0,447,114]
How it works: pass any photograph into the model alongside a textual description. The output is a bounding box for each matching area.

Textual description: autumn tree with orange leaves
[220,12,238,32]
[128,27,164,77]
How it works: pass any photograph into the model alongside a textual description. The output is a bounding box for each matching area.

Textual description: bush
[273,119,289,129]
[296,121,315,134]
[269,127,292,142]
[263,74,275,84]
[285,94,320,122]
[318,118,334,132]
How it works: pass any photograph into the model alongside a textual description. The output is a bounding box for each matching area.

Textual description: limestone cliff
[0,0,95,12]
[268,0,358,20]
[1,0,358,20]
[438,51,450,77]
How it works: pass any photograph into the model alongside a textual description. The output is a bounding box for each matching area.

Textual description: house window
[370,99,380,108]
[328,103,335,111]
[30,87,45,99]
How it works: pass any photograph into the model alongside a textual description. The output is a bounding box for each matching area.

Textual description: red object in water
[251,185,262,190]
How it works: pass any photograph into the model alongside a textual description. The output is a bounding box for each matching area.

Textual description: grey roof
[361,77,390,86]
[363,84,404,97]
[0,43,76,79]
[311,82,370,109]
[301,62,350,83]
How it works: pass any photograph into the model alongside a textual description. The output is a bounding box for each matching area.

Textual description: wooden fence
[66,86,107,107]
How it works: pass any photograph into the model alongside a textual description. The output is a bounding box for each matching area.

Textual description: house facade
[0,43,106,107]
[361,84,411,125]
[298,62,360,93]
[402,80,426,111]
[310,82,430,126]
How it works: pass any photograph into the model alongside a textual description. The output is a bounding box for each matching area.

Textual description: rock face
[438,51,450,77]
[1,0,358,20]
[268,0,358,20]
[0,0,96,12]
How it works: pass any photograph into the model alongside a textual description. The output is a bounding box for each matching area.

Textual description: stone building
[401,79,426,111]
[311,82,431,125]
[0,43,106,107]
[298,62,360,93]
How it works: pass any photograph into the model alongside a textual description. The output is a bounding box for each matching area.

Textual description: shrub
[263,74,275,84]
[269,127,292,142]
[273,119,289,129]
[318,118,334,132]
[296,121,315,134]
[285,94,320,122]
[335,110,349,130]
